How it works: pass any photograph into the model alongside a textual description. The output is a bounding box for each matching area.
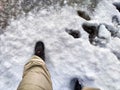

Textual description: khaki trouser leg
[82,87,100,90]
[17,55,53,90]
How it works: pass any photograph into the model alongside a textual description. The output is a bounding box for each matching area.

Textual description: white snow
[0,0,120,90]
[98,25,111,39]
[97,24,111,45]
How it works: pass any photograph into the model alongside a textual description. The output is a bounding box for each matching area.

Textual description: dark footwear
[71,78,83,90]
[34,41,45,61]
[74,79,83,90]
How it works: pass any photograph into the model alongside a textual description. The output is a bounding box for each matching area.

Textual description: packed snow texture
[0,0,120,90]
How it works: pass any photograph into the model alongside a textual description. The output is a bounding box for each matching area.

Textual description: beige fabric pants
[17,55,100,90]
[82,87,100,90]
[17,55,53,90]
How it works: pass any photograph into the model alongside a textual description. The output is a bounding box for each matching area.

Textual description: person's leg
[17,41,52,90]
[74,78,100,90]
[82,87,100,90]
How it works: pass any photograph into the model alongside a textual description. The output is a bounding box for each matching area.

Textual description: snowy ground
[0,0,120,90]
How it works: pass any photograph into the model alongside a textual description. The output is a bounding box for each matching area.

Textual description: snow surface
[0,0,120,90]
[98,25,111,39]
[97,24,111,45]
